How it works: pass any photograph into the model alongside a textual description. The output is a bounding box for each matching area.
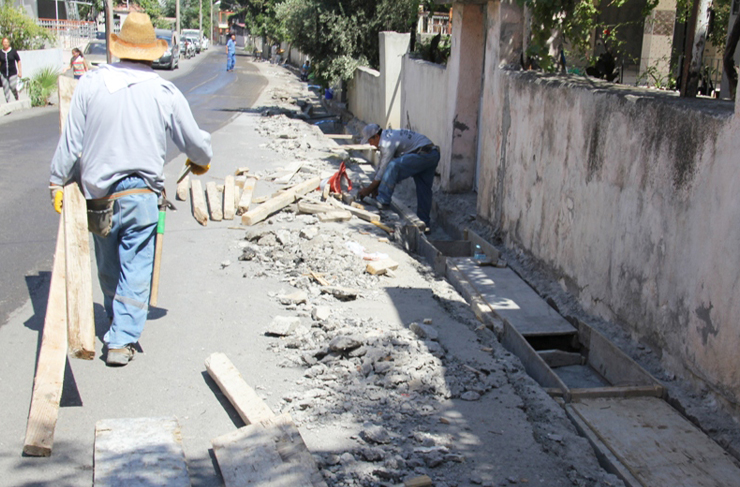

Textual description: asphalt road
[0,48,267,328]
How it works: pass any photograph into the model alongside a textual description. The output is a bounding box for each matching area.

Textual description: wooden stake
[63,181,95,360]
[23,216,69,456]
[190,179,208,226]
[236,177,256,215]
[223,175,236,220]
[205,181,223,221]
[205,352,275,425]
[317,210,352,222]
[241,177,320,226]
[327,197,379,222]
[176,175,190,201]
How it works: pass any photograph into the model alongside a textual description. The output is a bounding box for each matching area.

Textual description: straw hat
[110,12,167,61]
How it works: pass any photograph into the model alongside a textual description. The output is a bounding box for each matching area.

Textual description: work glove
[49,184,63,214]
[186,158,210,176]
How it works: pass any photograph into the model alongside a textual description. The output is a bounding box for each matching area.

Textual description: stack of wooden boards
[23,77,97,457]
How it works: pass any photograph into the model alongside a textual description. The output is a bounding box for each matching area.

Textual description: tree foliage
[162,0,212,32]
[0,2,55,50]
[518,0,658,72]
[273,0,418,85]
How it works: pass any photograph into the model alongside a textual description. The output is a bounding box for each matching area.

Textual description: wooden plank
[316,210,352,222]
[63,181,95,360]
[538,350,584,368]
[273,161,303,185]
[23,216,69,457]
[58,76,77,129]
[465,229,501,263]
[205,181,223,221]
[190,179,208,226]
[211,413,328,487]
[326,197,380,222]
[336,144,374,151]
[223,175,236,220]
[391,196,425,230]
[176,175,190,201]
[94,417,190,487]
[453,258,577,337]
[325,134,353,140]
[570,397,740,487]
[366,259,399,276]
[205,352,275,425]
[405,476,433,487]
[241,177,320,226]
[569,385,665,400]
[237,177,257,215]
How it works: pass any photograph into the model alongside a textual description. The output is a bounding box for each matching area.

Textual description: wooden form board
[190,179,208,226]
[63,181,95,360]
[211,413,328,487]
[452,258,576,337]
[58,76,77,129]
[366,259,398,275]
[205,181,223,221]
[23,216,69,456]
[223,175,236,220]
[176,175,190,201]
[326,197,379,222]
[237,178,257,215]
[94,417,190,487]
[570,397,740,487]
[241,177,320,226]
[205,352,275,425]
[273,161,303,185]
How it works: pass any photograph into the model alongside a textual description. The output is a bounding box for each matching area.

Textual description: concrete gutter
[0,99,32,117]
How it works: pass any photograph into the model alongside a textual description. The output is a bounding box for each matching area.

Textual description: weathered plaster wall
[400,56,448,151]
[348,67,384,127]
[347,32,410,129]
[477,66,740,407]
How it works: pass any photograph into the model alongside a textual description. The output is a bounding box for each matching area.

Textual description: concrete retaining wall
[19,48,64,79]
[400,56,448,150]
[477,66,740,408]
[348,66,383,127]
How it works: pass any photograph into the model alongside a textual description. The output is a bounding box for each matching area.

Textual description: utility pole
[105,0,113,63]
[176,0,181,35]
[199,0,202,37]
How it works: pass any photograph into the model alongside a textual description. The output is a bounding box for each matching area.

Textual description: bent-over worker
[357,124,440,228]
[49,12,212,366]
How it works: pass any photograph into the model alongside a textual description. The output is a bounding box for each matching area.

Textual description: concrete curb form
[0,99,32,116]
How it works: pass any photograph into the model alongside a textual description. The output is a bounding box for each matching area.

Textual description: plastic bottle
[474,244,486,261]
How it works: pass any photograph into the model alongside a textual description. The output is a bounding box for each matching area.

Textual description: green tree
[163,0,212,32]
[274,0,418,85]
[0,2,55,50]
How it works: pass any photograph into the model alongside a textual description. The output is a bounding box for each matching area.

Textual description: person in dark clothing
[1,37,22,102]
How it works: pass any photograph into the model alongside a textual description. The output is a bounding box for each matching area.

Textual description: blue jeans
[227,52,236,70]
[93,175,158,349]
[377,148,440,226]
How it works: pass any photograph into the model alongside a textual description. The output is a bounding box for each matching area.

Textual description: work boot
[106,345,135,366]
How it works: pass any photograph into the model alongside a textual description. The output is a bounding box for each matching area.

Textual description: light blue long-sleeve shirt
[227,38,235,54]
[50,61,212,199]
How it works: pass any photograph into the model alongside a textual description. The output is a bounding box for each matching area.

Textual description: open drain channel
[407,227,740,487]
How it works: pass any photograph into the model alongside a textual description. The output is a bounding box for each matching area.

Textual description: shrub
[25,66,59,107]
[0,3,55,50]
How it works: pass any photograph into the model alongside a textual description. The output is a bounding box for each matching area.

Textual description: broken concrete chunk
[278,290,308,305]
[311,306,331,321]
[317,210,353,222]
[461,391,481,401]
[423,318,433,325]
[409,322,439,341]
[276,229,293,245]
[361,425,392,444]
[266,316,301,336]
[239,248,256,261]
[300,226,319,240]
[329,335,362,353]
[359,446,385,462]
[320,286,359,301]
[366,259,399,276]
[258,233,278,247]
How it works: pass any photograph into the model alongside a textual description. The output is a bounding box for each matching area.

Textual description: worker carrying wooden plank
[357,124,439,228]
[48,12,213,366]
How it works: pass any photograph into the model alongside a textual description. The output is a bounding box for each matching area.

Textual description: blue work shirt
[227,38,235,54]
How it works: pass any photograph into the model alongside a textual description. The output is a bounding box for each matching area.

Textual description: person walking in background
[226,33,236,71]
[49,12,212,366]
[68,48,89,79]
[0,37,22,103]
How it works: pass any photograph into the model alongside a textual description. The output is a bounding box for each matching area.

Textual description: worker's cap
[110,12,168,61]
[361,123,382,144]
